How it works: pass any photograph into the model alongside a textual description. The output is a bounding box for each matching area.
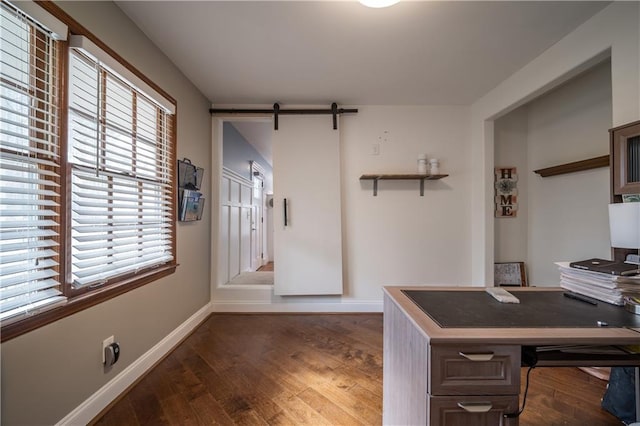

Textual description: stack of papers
[616,275,640,309]
[555,262,640,305]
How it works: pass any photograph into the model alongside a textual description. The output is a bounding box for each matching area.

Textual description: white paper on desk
[556,262,619,288]
[560,274,620,290]
[560,281,624,305]
[556,262,626,304]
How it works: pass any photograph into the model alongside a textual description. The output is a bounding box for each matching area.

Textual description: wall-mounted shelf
[533,155,609,177]
[360,174,448,196]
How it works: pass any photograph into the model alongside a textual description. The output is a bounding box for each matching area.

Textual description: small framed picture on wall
[494,262,527,287]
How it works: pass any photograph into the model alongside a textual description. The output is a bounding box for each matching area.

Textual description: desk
[383,287,640,426]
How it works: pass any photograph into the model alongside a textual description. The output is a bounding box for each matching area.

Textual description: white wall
[343,106,472,297]
[527,61,612,284]
[1,2,212,425]
[471,2,640,286]
[494,107,529,264]
[495,61,612,286]
[211,105,471,310]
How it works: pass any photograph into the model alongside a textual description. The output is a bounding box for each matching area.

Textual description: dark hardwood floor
[257,262,274,272]
[95,314,621,425]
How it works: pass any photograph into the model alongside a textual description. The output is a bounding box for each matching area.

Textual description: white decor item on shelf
[417,154,428,175]
[429,158,440,175]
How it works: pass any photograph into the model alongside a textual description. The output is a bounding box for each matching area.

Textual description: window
[0,1,65,322]
[67,41,174,288]
[0,1,177,340]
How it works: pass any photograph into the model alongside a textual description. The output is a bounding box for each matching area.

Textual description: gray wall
[223,122,273,189]
[0,2,212,424]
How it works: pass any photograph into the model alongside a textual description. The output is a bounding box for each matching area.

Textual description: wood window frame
[1,1,178,342]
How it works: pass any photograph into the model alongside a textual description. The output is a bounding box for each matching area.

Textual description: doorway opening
[218,119,274,288]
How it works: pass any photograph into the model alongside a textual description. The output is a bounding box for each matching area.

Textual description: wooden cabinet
[383,293,520,426]
[430,345,520,395]
[383,287,640,426]
[609,120,640,262]
[610,120,640,196]
[428,395,519,426]
[428,346,520,425]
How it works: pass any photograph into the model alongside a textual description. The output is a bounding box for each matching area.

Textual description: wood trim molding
[533,155,609,177]
[1,265,177,342]
[34,1,176,105]
[0,1,181,342]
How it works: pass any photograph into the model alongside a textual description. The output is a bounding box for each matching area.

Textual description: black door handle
[283,198,288,226]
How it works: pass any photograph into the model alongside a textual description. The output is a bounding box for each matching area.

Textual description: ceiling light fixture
[359,0,400,8]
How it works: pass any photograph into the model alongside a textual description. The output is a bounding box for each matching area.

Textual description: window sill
[1,264,177,342]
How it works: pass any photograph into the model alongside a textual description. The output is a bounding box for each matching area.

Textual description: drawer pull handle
[457,402,493,413]
[458,352,494,361]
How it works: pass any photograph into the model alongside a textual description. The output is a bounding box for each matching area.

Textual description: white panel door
[273,115,343,295]
[251,177,264,271]
[251,204,261,270]
[229,207,240,279]
[229,181,241,279]
[220,205,230,284]
[219,177,230,284]
[240,184,252,272]
[240,206,251,272]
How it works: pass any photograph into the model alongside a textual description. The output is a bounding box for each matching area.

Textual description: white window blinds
[68,46,174,288]
[0,1,66,321]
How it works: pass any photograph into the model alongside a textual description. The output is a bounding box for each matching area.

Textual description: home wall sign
[495,167,518,218]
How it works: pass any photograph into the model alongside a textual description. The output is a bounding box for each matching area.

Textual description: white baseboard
[211,300,383,313]
[56,303,211,426]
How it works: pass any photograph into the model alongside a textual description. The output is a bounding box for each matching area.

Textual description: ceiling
[116,1,609,107]
[229,120,274,165]
[115,1,609,163]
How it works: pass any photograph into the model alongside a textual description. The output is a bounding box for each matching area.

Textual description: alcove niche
[493,59,612,286]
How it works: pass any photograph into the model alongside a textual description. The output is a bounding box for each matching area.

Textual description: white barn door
[273,115,343,295]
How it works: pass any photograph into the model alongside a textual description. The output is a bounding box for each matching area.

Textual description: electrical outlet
[371,143,380,155]
[102,336,114,364]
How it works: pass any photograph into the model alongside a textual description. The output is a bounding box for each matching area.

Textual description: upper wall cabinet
[610,120,640,197]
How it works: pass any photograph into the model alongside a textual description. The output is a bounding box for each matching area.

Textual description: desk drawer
[430,345,520,395]
[428,395,519,426]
